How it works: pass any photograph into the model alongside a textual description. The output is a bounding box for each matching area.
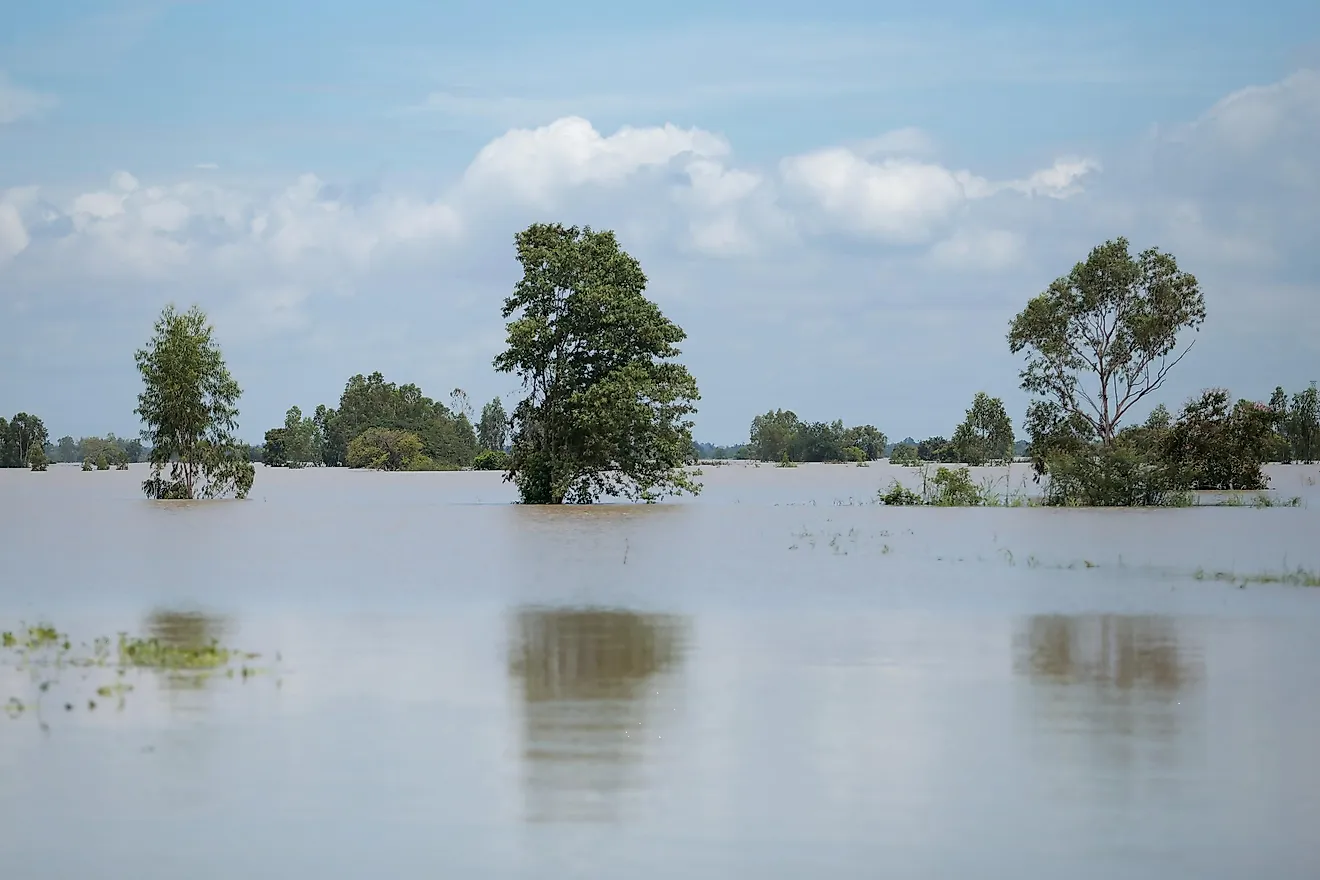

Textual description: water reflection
[143,608,229,692]
[1014,614,1199,694]
[508,607,688,823]
[1013,614,1205,784]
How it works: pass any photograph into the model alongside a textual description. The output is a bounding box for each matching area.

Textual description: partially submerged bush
[927,466,982,506]
[346,428,432,471]
[473,448,510,470]
[1043,445,1180,507]
[889,443,919,466]
[878,480,922,506]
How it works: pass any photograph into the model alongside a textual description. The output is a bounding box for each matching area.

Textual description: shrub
[879,480,922,506]
[927,466,982,506]
[1043,445,1178,507]
[890,443,919,466]
[473,449,510,471]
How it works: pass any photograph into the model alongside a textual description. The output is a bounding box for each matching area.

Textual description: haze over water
[3,463,1319,878]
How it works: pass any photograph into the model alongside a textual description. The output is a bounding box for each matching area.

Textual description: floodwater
[2,462,1319,878]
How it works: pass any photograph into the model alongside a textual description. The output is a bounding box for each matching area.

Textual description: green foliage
[748,411,886,462]
[0,413,48,468]
[316,373,477,469]
[262,427,288,467]
[915,436,957,462]
[281,406,320,467]
[473,448,510,470]
[1024,400,1097,478]
[80,457,92,472]
[878,480,922,505]
[927,466,983,506]
[135,304,255,500]
[841,445,867,463]
[1042,444,1179,507]
[345,427,436,471]
[1008,237,1205,444]
[890,442,919,466]
[494,223,701,504]
[951,392,1015,465]
[749,410,801,461]
[27,444,48,471]
[692,441,749,460]
[478,398,508,452]
[1160,389,1273,490]
[1283,382,1320,463]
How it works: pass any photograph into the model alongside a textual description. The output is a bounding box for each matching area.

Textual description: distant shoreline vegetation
[4,233,1318,506]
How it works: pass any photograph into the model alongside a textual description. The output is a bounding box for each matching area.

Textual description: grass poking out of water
[1192,567,1320,588]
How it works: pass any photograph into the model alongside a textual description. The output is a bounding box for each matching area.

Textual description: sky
[1,0,1317,444]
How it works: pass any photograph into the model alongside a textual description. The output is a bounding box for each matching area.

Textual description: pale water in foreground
[2,463,1319,878]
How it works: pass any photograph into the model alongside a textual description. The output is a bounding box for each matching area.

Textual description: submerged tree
[494,223,701,503]
[134,304,255,499]
[1008,238,1205,445]
[951,392,1015,465]
[478,397,508,452]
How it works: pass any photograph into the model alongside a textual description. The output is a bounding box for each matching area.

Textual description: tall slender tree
[135,304,254,499]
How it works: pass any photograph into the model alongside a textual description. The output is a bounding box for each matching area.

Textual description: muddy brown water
[2,462,1318,878]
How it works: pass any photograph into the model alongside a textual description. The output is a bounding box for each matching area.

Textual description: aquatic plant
[1,621,277,723]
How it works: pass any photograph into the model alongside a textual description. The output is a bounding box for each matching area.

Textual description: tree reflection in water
[1012,614,1205,775]
[143,608,229,692]
[508,607,688,823]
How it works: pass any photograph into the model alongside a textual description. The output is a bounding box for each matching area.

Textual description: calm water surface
[2,463,1319,878]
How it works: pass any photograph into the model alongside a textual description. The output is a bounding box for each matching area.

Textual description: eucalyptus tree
[134,304,255,499]
[1008,238,1204,445]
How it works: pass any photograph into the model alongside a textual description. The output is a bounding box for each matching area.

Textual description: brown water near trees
[2,463,1318,878]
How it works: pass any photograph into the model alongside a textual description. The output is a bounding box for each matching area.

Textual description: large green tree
[1008,238,1205,445]
[478,397,508,451]
[1,413,48,468]
[494,223,700,504]
[749,409,801,462]
[1285,382,1320,463]
[951,392,1015,465]
[134,304,255,499]
[316,373,476,468]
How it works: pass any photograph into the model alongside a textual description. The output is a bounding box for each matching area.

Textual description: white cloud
[776,146,1095,245]
[0,203,29,263]
[1001,158,1101,198]
[0,72,56,124]
[460,116,729,206]
[779,150,977,244]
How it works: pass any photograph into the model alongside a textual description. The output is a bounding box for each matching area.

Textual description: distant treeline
[256,372,511,471]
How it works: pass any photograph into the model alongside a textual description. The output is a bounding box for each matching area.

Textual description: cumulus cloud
[0,72,56,124]
[460,116,729,206]
[777,147,1095,245]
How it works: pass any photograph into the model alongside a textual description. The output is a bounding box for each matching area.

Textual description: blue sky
[1,0,1318,443]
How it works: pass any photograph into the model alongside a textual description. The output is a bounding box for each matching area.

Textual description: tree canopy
[135,304,255,499]
[1008,238,1205,444]
[0,413,48,468]
[494,223,700,503]
[747,410,887,462]
[951,392,1015,465]
[314,373,477,469]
